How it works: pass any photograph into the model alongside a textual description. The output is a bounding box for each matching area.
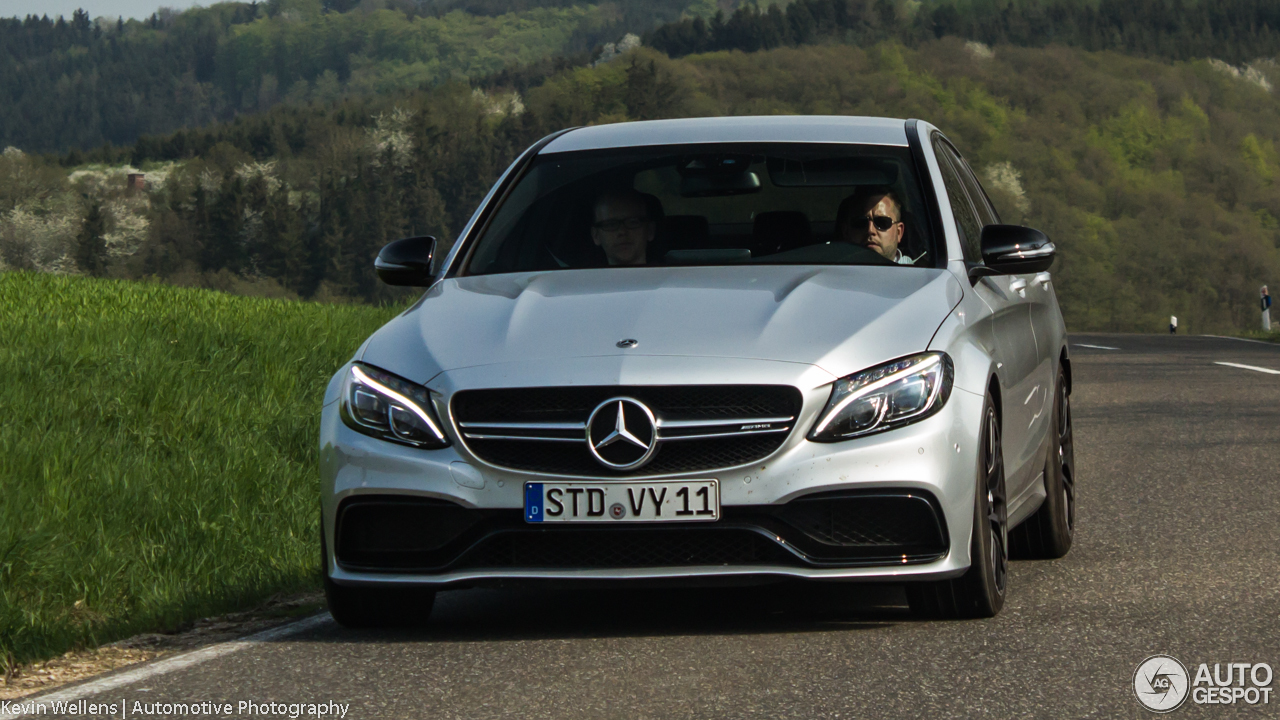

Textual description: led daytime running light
[350,365,447,444]
[809,353,952,442]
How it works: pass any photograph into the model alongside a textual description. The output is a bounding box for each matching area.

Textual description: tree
[623,58,676,121]
[75,202,108,276]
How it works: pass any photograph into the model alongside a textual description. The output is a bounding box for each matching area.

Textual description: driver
[591,190,660,266]
[836,187,912,265]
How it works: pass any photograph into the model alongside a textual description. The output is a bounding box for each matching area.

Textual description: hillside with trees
[0,0,720,153]
[3,38,1278,334]
[648,0,1280,64]
[3,0,1279,153]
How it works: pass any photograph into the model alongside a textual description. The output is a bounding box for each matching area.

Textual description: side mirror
[375,236,437,286]
[972,225,1055,277]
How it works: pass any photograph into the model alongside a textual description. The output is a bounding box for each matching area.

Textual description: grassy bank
[0,272,404,670]
[1239,329,1280,343]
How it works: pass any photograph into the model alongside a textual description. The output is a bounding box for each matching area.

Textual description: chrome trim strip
[465,427,794,443]
[459,421,586,431]
[463,433,585,443]
[330,559,967,586]
[657,416,794,429]
[658,427,792,441]
[465,422,793,440]
[996,242,1055,260]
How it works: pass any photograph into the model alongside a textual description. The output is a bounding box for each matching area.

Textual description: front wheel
[1010,364,1075,559]
[907,392,1008,619]
[322,527,436,628]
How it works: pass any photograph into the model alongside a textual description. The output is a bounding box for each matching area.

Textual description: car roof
[539,115,910,154]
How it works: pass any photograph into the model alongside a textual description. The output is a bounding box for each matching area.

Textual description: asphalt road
[22,334,1280,719]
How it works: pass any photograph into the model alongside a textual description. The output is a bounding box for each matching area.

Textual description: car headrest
[753,211,811,256]
[899,210,924,263]
[658,215,711,250]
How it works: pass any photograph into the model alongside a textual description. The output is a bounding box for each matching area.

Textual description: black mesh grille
[775,494,945,549]
[335,497,493,569]
[454,385,799,422]
[457,529,795,569]
[453,385,801,477]
[333,492,948,573]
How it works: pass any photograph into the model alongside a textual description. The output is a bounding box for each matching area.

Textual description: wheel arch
[986,373,1003,427]
[1060,349,1072,395]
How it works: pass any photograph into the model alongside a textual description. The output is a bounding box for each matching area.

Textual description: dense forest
[3,0,1279,153]
[2,37,1278,334]
[648,0,1280,63]
[0,0,720,153]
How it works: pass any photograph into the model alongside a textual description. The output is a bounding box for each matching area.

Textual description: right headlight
[338,363,450,449]
[808,352,954,442]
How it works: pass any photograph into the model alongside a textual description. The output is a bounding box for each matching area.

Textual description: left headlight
[808,352,954,442]
[339,363,450,449]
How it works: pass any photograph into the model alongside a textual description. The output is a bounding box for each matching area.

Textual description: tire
[322,526,436,628]
[907,391,1008,619]
[1009,365,1075,559]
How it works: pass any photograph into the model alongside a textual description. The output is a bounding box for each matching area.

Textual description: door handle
[1034,272,1051,288]
[1008,278,1027,298]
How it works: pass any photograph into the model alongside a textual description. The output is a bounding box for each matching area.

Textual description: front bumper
[320,361,986,588]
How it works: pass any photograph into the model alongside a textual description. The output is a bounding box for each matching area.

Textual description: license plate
[524,480,719,523]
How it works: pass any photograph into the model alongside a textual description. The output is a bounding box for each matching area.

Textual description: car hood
[360,265,963,386]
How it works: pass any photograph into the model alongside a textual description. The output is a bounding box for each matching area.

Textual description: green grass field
[0,272,405,670]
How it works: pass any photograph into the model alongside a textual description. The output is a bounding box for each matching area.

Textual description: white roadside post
[1263,286,1272,332]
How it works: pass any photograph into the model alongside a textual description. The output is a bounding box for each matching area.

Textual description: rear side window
[931,135,982,262]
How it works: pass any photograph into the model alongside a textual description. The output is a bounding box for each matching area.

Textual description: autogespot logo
[1134,655,1190,713]
[1134,655,1275,712]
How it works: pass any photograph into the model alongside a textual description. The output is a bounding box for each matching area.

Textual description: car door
[931,135,1041,497]
[951,152,1055,455]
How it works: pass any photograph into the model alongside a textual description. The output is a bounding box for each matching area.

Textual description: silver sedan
[319,116,1076,624]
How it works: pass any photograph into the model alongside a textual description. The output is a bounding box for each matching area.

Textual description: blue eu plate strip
[524,483,544,522]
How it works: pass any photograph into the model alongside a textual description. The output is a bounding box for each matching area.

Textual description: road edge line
[1,613,333,718]
[1214,361,1280,375]
[1198,334,1279,346]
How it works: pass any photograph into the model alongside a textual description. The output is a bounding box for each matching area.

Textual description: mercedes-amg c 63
[319,116,1076,624]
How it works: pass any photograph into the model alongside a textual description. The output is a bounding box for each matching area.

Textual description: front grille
[456,528,794,569]
[466,434,787,476]
[452,385,803,477]
[454,385,798,423]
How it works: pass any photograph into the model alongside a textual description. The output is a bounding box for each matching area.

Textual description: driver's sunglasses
[862,214,899,232]
[594,216,650,232]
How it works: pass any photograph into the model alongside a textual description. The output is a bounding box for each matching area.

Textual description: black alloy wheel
[907,392,1008,618]
[983,402,1009,597]
[1010,365,1075,559]
[1058,371,1076,534]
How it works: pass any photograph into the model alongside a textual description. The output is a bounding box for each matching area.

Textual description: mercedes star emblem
[586,397,658,470]
[616,339,638,348]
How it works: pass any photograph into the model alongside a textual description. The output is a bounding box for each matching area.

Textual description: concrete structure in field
[127,173,145,191]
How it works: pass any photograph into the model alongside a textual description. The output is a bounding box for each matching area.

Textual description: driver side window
[932,135,982,262]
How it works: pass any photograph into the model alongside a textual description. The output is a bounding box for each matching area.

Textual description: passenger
[836,187,912,264]
[591,190,659,266]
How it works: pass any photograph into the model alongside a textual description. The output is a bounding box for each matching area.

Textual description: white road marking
[1074,343,1120,350]
[1,613,333,718]
[1214,361,1280,375]
[1199,334,1277,346]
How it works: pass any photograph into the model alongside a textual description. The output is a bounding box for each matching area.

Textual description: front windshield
[463,142,938,275]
